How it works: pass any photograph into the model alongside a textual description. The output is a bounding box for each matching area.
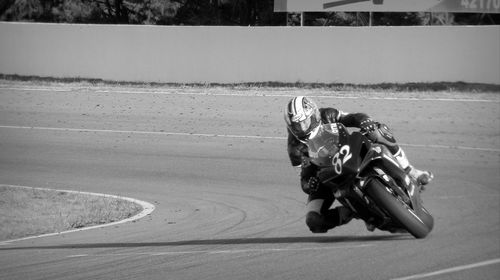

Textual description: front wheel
[418,206,434,232]
[365,178,431,239]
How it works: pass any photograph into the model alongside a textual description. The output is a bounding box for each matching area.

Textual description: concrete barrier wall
[0,22,499,84]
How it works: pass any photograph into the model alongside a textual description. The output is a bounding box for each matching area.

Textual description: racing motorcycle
[306,122,434,239]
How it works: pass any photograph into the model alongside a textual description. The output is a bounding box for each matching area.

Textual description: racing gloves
[359,118,378,134]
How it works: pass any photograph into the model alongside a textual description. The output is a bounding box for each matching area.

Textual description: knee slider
[305,212,328,233]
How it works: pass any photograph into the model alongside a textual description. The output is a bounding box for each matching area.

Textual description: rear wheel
[365,178,430,239]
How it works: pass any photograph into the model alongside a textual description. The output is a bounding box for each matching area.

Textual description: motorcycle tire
[365,178,431,239]
[418,206,434,232]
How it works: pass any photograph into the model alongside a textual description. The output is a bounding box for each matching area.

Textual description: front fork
[359,144,418,200]
[335,178,393,227]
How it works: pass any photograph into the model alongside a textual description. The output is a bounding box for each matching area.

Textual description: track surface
[0,84,499,280]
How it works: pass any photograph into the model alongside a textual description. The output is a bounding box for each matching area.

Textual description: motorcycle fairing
[307,123,341,168]
[308,124,368,189]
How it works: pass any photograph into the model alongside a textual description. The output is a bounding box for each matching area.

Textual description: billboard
[274,0,500,13]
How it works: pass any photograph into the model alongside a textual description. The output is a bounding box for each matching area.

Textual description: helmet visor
[289,113,320,139]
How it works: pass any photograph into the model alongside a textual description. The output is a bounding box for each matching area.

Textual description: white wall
[0,22,499,84]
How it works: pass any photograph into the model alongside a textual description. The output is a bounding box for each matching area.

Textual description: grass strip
[0,185,143,241]
[1,74,499,93]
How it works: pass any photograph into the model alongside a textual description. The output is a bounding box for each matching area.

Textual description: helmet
[284,96,321,140]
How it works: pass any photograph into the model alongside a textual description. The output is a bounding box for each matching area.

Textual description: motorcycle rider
[284,96,434,233]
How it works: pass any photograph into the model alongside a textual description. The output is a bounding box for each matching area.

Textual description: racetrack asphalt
[0,83,499,280]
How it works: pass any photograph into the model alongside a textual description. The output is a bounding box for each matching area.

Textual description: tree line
[1,0,498,26]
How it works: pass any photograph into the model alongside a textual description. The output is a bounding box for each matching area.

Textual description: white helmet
[284,96,321,140]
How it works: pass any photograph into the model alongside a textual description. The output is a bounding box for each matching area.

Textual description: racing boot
[393,148,434,187]
[406,166,434,187]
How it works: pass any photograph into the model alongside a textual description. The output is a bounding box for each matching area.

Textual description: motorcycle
[306,122,434,239]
